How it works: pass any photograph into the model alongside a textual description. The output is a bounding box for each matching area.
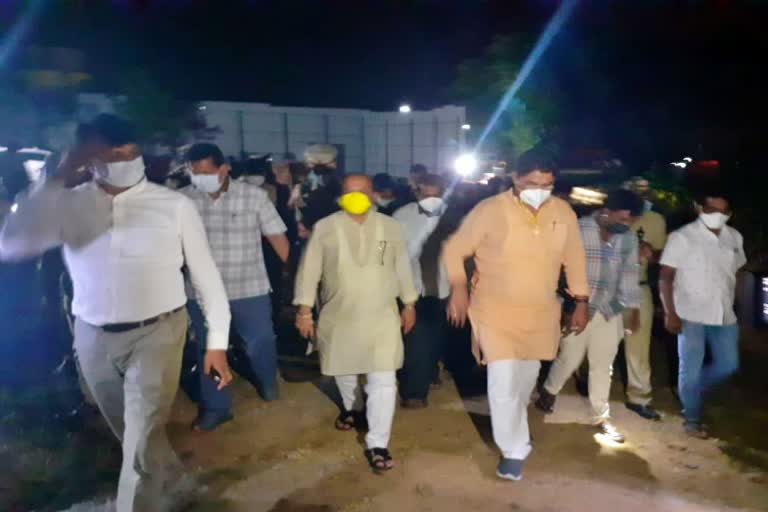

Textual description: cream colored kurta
[294,211,418,376]
[442,193,589,362]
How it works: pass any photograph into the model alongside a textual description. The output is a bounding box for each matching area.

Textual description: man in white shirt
[659,189,746,439]
[182,143,290,432]
[0,115,232,512]
[393,173,452,408]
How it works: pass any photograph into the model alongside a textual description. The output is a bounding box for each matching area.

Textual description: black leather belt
[101,306,185,333]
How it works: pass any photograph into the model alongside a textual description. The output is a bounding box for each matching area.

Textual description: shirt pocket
[227,211,257,233]
[376,239,397,267]
[118,227,179,261]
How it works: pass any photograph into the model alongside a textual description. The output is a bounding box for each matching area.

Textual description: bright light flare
[461,124,471,131]
[473,0,578,152]
[399,104,412,114]
[683,157,693,162]
[23,159,46,181]
[454,154,478,176]
[10,203,18,213]
[570,186,607,206]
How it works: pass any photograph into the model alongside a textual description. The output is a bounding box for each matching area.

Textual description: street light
[399,104,412,114]
[454,153,478,176]
[461,124,471,130]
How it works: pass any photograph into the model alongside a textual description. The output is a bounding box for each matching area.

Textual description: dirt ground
[56,359,767,512]
[2,325,765,512]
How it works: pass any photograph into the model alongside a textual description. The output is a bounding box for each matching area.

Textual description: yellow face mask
[338,191,372,215]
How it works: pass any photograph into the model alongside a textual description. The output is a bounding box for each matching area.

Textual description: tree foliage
[454,35,563,161]
[113,70,209,150]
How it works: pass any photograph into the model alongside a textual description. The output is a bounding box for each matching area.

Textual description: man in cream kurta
[294,174,418,471]
[443,151,589,481]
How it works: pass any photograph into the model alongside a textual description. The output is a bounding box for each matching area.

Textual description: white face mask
[190,173,223,194]
[418,196,444,213]
[243,175,265,187]
[700,212,730,230]
[94,156,146,188]
[644,199,653,212]
[375,197,395,208]
[519,188,551,210]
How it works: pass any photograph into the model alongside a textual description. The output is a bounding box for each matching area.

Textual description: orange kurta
[442,193,589,362]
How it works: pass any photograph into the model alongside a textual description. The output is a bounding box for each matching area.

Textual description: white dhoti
[335,371,397,449]
[487,359,541,460]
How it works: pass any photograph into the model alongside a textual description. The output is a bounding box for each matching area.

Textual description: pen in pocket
[378,241,387,265]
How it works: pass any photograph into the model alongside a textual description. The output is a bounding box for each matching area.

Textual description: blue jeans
[188,295,278,416]
[678,321,739,423]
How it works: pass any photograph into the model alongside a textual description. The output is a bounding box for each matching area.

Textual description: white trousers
[545,313,623,424]
[487,359,541,460]
[334,371,397,450]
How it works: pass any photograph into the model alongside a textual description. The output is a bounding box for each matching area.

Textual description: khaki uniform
[294,211,418,376]
[626,209,667,405]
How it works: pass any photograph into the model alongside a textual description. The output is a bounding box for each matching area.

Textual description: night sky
[2,0,767,164]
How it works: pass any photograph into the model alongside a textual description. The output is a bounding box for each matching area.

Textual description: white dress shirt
[392,202,450,299]
[0,176,231,349]
[660,218,746,325]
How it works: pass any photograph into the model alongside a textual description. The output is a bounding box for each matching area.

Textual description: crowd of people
[0,113,747,511]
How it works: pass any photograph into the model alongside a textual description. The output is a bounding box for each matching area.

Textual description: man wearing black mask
[299,144,342,234]
[537,189,643,444]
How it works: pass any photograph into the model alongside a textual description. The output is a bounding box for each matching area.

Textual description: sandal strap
[372,447,391,460]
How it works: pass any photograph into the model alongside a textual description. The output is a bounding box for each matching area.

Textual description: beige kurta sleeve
[394,224,419,304]
[442,202,489,286]
[561,207,589,297]
[293,221,325,308]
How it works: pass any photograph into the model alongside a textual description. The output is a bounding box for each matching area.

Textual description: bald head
[342,173,373,195]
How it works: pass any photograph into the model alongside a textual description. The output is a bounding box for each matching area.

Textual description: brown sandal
[335,410,356,431]
[364,448,394,473]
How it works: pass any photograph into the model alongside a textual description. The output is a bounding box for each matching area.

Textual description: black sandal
[364,448,394,473]
[334,410,356,431]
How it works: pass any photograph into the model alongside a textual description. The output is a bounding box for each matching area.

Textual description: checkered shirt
[182,179,286,300]
[579,214,640,319]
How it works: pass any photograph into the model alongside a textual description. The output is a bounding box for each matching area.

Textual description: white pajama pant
[487,359,541,460]
[544,313,623,424]
[334,371,397,449]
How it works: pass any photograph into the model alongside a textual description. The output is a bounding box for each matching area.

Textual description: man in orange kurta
[443,150,589,481]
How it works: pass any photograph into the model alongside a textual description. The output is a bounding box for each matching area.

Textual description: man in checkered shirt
[537,189,642,444]
[182,143,290,432]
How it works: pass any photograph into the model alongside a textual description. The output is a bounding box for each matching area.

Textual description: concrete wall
[198,101,467,177]
[78,94,467,178]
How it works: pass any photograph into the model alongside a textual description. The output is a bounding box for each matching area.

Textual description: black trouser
[398,297,447,401]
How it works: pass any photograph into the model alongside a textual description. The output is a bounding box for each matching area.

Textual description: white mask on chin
[190,173,223,194]
[700,212,730,230]
[519,188,551,210]
[243,175,265,187]
[375,197,395,208]
[94,156,146,188]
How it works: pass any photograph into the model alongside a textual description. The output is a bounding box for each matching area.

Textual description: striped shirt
[182,178,286,300]
[579,214,640,319]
